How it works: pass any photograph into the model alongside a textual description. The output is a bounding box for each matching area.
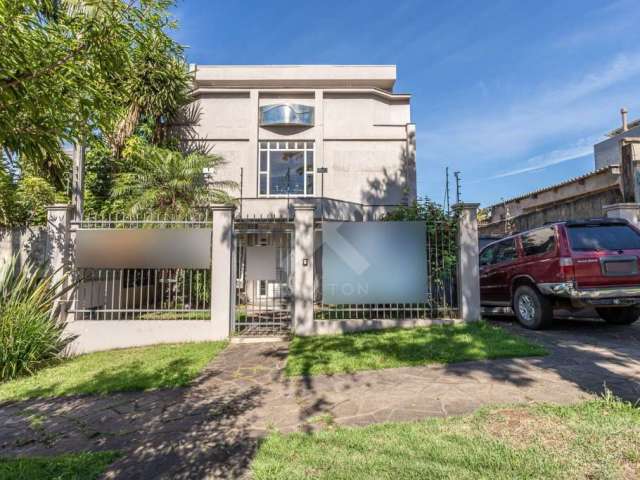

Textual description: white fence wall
[66,321,220,354]
[0,227,49,270]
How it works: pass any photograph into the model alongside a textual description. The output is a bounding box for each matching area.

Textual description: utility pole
[454,171,461,204]
[444,167,450,213]
[71,142,85,221]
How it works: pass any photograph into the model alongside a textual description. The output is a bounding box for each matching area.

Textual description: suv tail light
[559,257,575,281]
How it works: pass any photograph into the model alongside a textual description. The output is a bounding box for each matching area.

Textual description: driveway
[0,319,638,479]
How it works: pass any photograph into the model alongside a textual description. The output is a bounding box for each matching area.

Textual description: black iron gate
[233,225,293,335]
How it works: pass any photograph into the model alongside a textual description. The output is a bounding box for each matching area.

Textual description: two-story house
[187,65,417,332]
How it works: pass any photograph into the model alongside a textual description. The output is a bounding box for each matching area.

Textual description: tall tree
[0,0,189,188]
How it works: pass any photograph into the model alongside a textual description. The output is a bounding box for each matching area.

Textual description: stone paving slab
[0,319,638,478]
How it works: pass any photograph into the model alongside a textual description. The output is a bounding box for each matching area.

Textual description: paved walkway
[0,319,639,478]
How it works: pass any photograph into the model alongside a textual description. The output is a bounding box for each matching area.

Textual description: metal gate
[233,225,293,335]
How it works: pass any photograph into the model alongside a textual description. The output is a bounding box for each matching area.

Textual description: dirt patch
[482,407,575,452]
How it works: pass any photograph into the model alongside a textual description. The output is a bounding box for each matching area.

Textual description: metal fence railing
[70,268,211,321]
[68,212,212,321]
[314,218,459,321]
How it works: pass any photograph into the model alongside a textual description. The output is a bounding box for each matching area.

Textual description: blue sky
[171,0,640,207]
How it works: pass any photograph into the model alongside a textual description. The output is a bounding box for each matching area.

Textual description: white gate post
[46,204,73,317]
[211,204,235,339]
[603,203,640,227]
[454,203,481,322]
[293,204,315,336]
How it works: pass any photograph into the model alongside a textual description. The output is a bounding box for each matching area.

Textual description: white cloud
[481,138,598,180]
[419,50,640,170]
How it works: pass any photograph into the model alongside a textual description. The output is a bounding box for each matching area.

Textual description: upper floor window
[258,141,314,196]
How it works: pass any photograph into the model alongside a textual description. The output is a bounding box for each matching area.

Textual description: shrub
[0,256,75,381]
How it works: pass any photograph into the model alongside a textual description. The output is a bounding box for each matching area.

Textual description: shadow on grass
[0,347,271,479]
[0,451,120,480]
[286,322,546,380]
[0,342,228,404]
[14,358,195,401]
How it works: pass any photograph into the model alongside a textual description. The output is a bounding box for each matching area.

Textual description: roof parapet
[192,65,397,91]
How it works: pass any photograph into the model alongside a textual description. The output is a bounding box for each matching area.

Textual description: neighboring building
[188,65,416,220]
[480,108,640,236]
[594,109,640,169]
[479,166,622,236]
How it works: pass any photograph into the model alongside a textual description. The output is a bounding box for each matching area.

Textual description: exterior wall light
[260,104,315,127]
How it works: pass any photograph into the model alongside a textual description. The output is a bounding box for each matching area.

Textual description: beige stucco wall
[594,124,640,169]
[194,93,251,140]
[188,66,415,218]
[323,140,409,204]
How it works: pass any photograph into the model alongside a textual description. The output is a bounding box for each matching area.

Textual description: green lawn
[0,451,120,480]
[0,341,227,402]
[251,396,640,479]
[285,322,547,377]
[138,311,211,320]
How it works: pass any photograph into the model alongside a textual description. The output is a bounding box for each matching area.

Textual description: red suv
[479,218,640,329]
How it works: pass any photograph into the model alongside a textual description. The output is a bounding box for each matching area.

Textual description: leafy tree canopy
[0,0,190,188]
[111,141,237,219]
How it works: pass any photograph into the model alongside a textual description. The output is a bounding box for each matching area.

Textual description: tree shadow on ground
[8,358,198,401]
[447,317,640,402]
[287,323,545,384]
[0,347,275,479]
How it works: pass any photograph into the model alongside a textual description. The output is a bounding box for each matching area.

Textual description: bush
[14,176,58,225]
[0,256,75,381]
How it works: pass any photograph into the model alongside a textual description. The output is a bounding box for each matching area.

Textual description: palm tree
[111,144,236,219]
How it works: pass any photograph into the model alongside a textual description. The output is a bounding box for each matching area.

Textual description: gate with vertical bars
[68,212,213,321]
[233,221,293,336]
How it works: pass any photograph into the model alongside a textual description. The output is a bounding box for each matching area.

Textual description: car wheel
[596,306,640,325]
[513,285,553,330]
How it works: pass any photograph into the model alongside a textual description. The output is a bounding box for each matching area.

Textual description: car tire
[596,306,640,325]
[513,285,553,330]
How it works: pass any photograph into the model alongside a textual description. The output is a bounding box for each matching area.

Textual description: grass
[0,341,227,402]
[251,395,640,479]
[0,451,120,480]
[285,321,547,377]
[138,311,211,320]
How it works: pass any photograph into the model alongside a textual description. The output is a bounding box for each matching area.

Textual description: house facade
[188,65,416,220]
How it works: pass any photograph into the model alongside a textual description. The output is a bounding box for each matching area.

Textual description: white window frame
[258,141,314,197]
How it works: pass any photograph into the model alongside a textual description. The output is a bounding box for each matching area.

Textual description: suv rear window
[493,238,518,264]
[567,225,640,251]
[521,227,555,256]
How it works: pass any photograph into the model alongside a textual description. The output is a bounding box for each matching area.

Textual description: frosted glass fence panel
[75,229,212,269]
[322,221,428,304]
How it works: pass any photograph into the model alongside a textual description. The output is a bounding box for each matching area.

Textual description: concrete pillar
[454,203,481,322]
[293,204,315,335]
[46,204,73,316]
[210,205,235,339]
[604,203,640,227]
